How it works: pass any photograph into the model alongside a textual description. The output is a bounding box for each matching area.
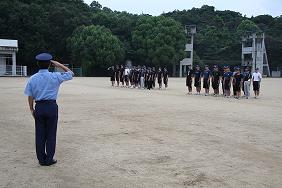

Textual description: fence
[0,65,27,76]
[269,67,282,77]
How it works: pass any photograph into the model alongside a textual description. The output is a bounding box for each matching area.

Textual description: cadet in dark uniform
[163,67,168,89]
[194,65,202,95]
[107,66,115,87]
[186,65,194,94]
[223,66,233,98]
[24,53,74,166]
[152,67,156,89]
[232,67,237,97]
[120,65,125,87]
[157,67,163,89]
[115,65,120,87]
[233,67,243,99]
[211,65,221,97]
[203,65,212,96]
[242,67,252,99]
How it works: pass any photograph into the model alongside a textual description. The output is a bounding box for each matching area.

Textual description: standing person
[232,67,237,97]
[252,68,262,99]
[107,66,115,87]
[140,66,145,89]
[24,53,74,166]
[223,66,233,98]
[243,67,252,99]
[233,67,244,99]
[157,67,163,89]
[221,67,226,96]
[152,67,156,89]
[194,65,202,95]
[120,65,125,87]
[124,66,130,87]
[163,67,169,89]
[134,66,140,88]
[203,65,212,96]
[186,65,194,94]
[147,68,153,90]
[115,65,120,87]
[211,65,221,97]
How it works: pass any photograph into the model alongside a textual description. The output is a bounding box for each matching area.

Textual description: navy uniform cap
[36,53,53,61]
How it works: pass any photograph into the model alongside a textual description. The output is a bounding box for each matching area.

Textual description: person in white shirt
[124,66,130,87]
[252,68,262,99]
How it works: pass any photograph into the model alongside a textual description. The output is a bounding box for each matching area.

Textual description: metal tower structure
[179,25,196,77]
[242,33,270,76]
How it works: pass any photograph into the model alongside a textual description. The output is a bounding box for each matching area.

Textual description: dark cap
[224,65,229,69]
[35,53,53,61]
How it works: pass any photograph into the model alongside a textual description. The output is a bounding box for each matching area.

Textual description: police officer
[24,53,74,166]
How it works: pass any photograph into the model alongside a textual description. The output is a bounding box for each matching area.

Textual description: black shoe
[45,159,57,166]
[39,161,46,166]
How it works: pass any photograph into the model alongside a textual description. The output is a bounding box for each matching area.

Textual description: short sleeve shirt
[24,69,73,101]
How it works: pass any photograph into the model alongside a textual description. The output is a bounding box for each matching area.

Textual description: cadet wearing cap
[223,66,233,98]
[194,65,202,95]
[24,53,74,166]
[211,65,221,97]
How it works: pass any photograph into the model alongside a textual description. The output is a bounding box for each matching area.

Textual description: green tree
[131,16,186,72]
[237,19,261,37]
[67,25,125,76]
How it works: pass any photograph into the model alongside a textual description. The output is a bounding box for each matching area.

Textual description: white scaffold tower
[179,25,196,77]
[242,33,270,76]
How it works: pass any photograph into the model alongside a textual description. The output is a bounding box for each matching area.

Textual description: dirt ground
[0,77,282,188]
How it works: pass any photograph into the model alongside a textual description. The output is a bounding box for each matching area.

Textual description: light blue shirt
[24,69,73,101]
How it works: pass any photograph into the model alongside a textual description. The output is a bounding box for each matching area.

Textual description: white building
[242,33,270,76]
[179,25,196,77]
[0,39,26,76]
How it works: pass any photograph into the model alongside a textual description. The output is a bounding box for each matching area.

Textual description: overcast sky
[84,0,282,17]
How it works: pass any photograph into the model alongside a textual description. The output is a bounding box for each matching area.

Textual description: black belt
[35,100,56,104]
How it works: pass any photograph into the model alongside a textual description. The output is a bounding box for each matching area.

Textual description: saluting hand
[51,60,60,67]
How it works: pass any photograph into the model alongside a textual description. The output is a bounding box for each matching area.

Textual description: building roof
[0,39,18,48]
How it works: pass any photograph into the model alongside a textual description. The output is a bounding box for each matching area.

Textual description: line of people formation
[185,65,262,99]
[108,65,169,90]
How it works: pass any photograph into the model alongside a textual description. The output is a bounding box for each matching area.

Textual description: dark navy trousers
[34,100,58,164]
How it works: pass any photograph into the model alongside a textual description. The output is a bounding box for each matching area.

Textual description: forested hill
[0,0,281,76]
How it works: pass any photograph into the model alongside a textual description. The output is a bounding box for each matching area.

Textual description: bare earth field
[0,77,282,188]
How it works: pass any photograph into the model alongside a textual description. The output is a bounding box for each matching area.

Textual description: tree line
[0,0,281,76]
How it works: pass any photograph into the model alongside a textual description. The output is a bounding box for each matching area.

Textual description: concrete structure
[179,25,196,77]
[0,39,18,76]
[242,33,270,76]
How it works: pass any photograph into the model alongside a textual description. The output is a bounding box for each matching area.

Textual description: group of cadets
[186,65,262,99]
[108,65,169,90]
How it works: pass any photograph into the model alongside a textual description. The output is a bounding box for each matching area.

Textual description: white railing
[0,65,27,76]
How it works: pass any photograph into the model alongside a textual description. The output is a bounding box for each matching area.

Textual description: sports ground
[0,77,282,188]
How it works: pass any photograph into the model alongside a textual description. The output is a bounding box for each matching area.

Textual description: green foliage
[237,19,261,37]
[131,16,186,67]
[67,25,125,76]
[0,1,281,75]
